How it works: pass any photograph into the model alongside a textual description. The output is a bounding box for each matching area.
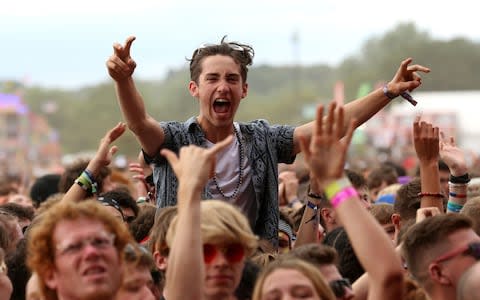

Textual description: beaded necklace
[212,125,244,201]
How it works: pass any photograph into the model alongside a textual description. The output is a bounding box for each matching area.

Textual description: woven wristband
[449,192,467,199]
[449,182,468,188]
[82,170,95,184]
[304,201,319,224]
[417,192,444,198]
[325,177,352,200]
[331,187,358,208]
[80,171,98,194]
[75,175,91,191]
[449,173,470,184]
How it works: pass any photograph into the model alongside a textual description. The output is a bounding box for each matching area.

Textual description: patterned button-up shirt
[144,117,296,246]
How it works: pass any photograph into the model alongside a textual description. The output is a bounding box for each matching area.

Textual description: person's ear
[321,208,336,225]
[43,268,58,290]
[189,81,199,98]
[391,213,402,242]
[241,82,248,99]
[153,251,168,271]
[391,213,401,228]
[429,263,452,285]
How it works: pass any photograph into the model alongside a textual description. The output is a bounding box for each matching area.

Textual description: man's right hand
[106,36,137,82]
[161,135,234,192]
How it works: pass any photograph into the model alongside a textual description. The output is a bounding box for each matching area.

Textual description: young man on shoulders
[106,36,429,245]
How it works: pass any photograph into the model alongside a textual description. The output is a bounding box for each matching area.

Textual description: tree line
[3,22,480,157]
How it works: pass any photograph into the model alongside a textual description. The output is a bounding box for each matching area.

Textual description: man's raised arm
[106,36,165,156]
[293,58,430,154]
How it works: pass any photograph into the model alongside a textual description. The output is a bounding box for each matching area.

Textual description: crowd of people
[1,35,479,300]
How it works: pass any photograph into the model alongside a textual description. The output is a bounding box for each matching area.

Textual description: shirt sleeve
[269,123,296,164]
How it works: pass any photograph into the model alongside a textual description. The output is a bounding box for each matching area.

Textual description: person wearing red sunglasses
[165,199,257,299]
[161,136,257,300]
[403,214,480,300]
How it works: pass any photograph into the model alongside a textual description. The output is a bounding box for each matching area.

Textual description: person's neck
[58,294,115,300]
[325,222,340,234]
[428,285,455,300]
[205,293,236,300]
[197,118,235,143]
[162,287,169,300]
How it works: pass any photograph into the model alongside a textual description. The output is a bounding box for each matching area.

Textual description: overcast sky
[1,0,478,89]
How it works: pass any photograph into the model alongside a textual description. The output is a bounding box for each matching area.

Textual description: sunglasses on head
[192,41,249,62]
[124,243,152,262]
[203,243,245,264]
[432,242,480,264]
[329,278,351,298]
[197,42,245,52]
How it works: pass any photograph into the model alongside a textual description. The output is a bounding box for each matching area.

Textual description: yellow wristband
[325,177,352,200]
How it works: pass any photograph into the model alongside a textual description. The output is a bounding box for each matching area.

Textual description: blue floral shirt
[143,117,296,247]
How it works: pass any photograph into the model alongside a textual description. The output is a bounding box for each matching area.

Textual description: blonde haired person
[252,258,335,300]
[166,199,258,299]
[161,136,258,300]
[377,183,402,198]
[167,200,257,254]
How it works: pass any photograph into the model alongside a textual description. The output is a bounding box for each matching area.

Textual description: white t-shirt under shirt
[205,123,258,227]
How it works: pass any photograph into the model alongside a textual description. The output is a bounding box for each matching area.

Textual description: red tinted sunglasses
[203,243,245,264]
[432,242,480,264]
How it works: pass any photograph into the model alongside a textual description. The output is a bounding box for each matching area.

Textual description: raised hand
[387,58,430,95]
[128,162,149,198]
[87,122,127,176]
[161,135,233,191]
[413,116,439,165]
[299,102,355,188]
[106,36,137,81]
[439,132,468,176]
[278,170,299,206]
[129,162,147,183]
[416,207,441,223]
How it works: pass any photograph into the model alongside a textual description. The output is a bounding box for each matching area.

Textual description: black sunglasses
[329,278,351,298]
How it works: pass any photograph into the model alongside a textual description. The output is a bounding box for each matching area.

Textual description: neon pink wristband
[331,187,358,208]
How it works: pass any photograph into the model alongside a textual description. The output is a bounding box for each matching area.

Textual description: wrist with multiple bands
[304,201,319,224]
[325,178,358,208]
[74,170,98,195]
[325,177,352,200]
[447,201,464,213]
[331,187,358,208]
[449,173,470,184]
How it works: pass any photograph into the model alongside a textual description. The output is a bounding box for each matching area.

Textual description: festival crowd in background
[2,36,480,300]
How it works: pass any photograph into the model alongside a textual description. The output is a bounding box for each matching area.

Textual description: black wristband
[449,173,470,184]
[307,185,325,200]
